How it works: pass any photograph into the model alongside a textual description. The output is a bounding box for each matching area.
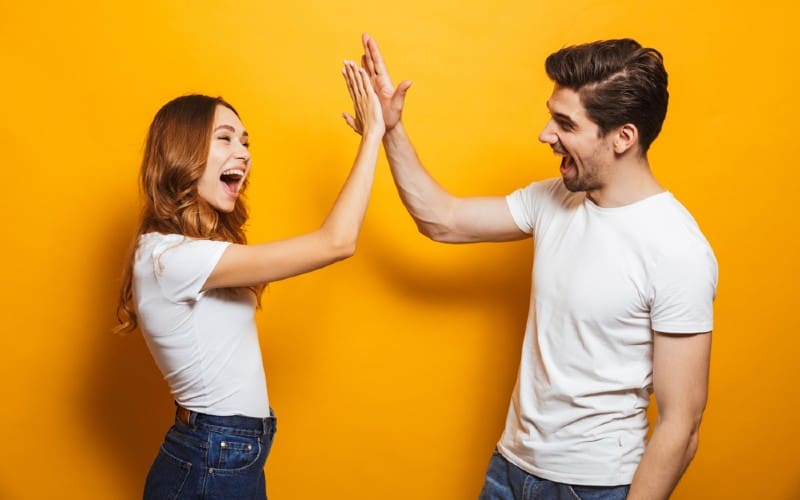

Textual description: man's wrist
[383,121,404,142]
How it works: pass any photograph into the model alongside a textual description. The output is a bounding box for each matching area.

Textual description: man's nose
[538,120,558,144]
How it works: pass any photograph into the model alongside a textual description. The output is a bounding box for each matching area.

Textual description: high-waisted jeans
[144,406,277,500]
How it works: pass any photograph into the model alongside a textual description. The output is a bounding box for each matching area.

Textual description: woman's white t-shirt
[133,232,269,418]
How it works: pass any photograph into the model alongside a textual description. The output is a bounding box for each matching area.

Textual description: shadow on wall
[80,214,173,497]
[360,213,534,440]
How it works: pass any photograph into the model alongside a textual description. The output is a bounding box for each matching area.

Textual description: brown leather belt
[176,405,192,426]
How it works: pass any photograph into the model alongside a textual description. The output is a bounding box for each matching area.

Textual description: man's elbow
[416,217,461,243]
[685,415,703,461]
[664,411,704,464]
[418,222,448,242]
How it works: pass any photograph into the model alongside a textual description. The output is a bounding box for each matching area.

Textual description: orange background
[1,1,798,499]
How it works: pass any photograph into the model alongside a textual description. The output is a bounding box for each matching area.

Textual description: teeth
[221,169,245,177]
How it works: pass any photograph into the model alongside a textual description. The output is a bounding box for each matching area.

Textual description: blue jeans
[144,407,277,500]
[479,450,630,500]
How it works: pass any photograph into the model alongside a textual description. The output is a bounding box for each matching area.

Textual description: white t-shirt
[498,178,717,486]
[133,232,269,418]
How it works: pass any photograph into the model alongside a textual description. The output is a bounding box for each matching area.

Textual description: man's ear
[613,123,639,154]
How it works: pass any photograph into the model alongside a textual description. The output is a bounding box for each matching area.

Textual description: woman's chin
[209,198,237,213]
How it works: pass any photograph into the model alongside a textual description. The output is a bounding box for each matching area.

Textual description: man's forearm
[628,419,700,499]
[382,122,455,239]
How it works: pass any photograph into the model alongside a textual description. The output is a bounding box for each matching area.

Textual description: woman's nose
[236,144,250,161]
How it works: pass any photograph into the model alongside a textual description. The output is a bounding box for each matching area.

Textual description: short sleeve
[506,188,534,234]
[506,179,561,235]
[151,237,231,303]
[650,243,718,334]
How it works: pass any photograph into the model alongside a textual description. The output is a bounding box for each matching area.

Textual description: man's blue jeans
[479,450,630,500]
[144,407,277,499]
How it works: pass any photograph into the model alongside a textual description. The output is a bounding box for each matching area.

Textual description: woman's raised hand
[342,60,385,139]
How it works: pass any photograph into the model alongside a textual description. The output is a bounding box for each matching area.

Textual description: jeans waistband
[175,404,275,436]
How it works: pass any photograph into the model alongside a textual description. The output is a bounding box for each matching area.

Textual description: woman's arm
[202,61,384,291]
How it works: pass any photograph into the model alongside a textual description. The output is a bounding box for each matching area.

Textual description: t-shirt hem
[651,322,713,334]
[496,442,634,487]
[505,193,532,234]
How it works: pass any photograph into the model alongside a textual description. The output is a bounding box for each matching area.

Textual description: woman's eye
[218,135,231,142]
[242,142,250,149]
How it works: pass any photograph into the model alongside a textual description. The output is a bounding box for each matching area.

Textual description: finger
[365,34,390,81]
[355,66,370,98]
[357,67,375,97]
[342,63,356,104]
[342,112,361,134]
[342,65,355,104]
[361,33,376,76]
[347,61,365,101]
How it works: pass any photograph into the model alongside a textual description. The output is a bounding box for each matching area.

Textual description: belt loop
[175,403,194,428]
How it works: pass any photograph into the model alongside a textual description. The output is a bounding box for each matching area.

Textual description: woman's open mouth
[220,168,245,197]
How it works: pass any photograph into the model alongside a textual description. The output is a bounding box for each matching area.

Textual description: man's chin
[562,176,583,193]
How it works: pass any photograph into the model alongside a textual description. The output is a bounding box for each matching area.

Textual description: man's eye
[556,121,573,131]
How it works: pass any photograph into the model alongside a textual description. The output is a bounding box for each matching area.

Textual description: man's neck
[587,157,664,208]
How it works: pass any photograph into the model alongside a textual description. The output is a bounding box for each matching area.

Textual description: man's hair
[545,38,668,153]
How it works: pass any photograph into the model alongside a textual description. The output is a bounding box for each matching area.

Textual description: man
[346,34,718,499]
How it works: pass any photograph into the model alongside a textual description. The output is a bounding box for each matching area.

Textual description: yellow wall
[1,0,798,498]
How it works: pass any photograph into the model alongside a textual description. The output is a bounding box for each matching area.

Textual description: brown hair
[545,38,669,153]
[114,94,260,334]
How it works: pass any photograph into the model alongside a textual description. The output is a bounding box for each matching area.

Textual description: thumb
[395,80,412,100]
[342,113,362,134]
[392,80,412,109]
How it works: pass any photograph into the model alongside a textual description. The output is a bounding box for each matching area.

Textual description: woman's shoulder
[137,232,188,249]
[138,232,231,260]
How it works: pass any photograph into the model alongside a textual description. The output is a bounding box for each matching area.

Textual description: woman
[114,61,383,499]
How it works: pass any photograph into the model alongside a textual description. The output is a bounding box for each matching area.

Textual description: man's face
[538,85,614,193]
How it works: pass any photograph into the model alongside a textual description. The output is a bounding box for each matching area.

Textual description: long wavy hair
[114,94,261,334]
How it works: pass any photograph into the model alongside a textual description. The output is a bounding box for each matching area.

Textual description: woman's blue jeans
[144,406,277,499]
[479,450,630,500]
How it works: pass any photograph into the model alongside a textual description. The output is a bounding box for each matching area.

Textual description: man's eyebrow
[545,101,576,125]
[552,112,576,126]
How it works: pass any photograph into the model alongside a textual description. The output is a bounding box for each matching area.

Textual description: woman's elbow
[328,236,357,261]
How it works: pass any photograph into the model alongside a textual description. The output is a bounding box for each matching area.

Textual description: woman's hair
[545,38,669,154]
[114,94,260,334]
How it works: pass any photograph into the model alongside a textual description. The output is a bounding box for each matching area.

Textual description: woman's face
[197,105,251,213]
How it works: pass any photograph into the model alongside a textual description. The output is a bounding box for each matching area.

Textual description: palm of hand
[374,79,402,129]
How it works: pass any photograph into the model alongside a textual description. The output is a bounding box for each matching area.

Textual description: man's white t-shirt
[133,233,269,418]
[499,178,717,485]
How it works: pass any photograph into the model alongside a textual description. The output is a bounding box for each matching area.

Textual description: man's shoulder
[514,177,583,206]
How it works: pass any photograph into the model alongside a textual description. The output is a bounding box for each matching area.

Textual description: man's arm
[628,331,712,499]
[355,33,528,244]
[382,123,526,243]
